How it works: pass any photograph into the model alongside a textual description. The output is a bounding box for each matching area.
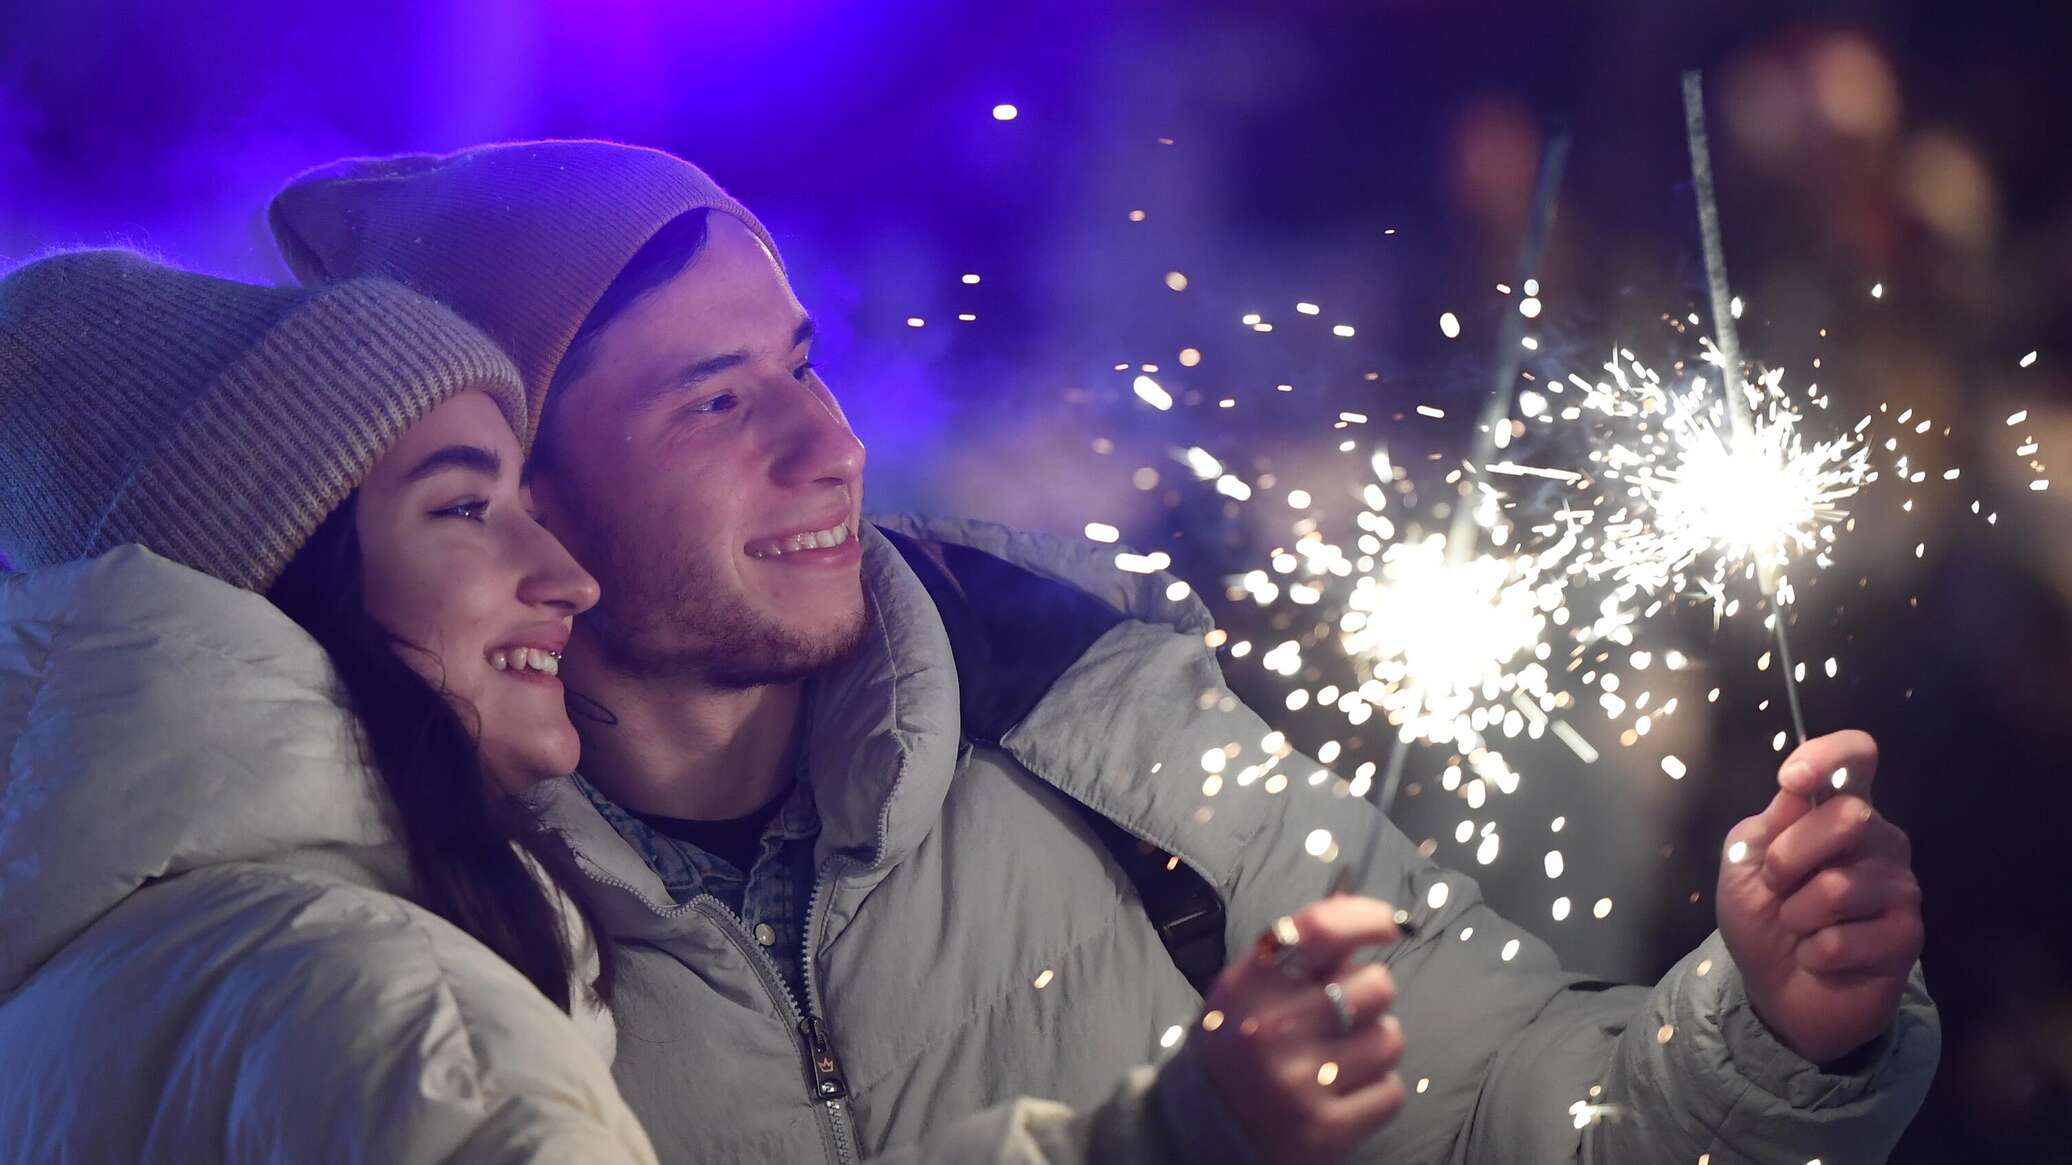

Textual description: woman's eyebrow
[404,444,503,482]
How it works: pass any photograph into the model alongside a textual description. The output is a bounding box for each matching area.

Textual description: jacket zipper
[564,863,859,1164]
[800,854,860,1165]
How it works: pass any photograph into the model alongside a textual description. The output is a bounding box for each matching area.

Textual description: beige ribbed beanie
[0,250,528,590]
[268,140,779,443]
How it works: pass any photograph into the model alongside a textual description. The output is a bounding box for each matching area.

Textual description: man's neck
[568,658,804,821]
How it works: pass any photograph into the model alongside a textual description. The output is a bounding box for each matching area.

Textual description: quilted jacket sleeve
[1188,656,1941,1162]
[1002,617,1937,1164]
[0,862,657,1165]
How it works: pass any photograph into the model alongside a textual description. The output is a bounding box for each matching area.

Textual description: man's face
[529,216,868,687]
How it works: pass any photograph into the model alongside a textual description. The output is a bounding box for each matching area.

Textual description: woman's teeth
[489,647,561,677]
[747,522,851,559]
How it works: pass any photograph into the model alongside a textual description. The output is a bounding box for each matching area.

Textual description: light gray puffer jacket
[531,516,1938,1164]
[0,548,657,1164]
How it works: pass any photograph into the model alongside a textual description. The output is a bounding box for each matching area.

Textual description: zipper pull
[799,1015,849,1100]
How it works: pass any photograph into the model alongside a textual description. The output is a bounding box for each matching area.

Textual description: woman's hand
[1191,897,1410,1165]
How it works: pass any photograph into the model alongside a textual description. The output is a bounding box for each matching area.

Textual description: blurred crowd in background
[5,1,2067,1157]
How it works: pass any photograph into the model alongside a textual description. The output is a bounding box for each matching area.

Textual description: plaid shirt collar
[571,758,819,906]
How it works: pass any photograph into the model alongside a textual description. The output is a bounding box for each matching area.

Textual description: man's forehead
[628,219,806,355]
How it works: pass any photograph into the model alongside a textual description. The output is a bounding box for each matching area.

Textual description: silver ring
[1323,980,1358,1035]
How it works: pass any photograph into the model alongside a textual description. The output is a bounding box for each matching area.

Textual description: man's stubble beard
[576,511,870,690]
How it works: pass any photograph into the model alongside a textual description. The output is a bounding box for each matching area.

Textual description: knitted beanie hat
[268,140,780,442]
[0,249,528,591]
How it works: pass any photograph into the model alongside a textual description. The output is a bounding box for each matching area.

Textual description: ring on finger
[1323,980,1360,1035]
[1254,915,1311,979]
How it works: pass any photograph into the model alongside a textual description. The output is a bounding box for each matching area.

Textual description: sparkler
[1367,125,1572,816]
[1680,69,1816,767]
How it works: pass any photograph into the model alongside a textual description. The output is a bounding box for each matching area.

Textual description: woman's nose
[515,518,600,615]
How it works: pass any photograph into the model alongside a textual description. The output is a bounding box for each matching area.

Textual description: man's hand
[1717,730,1923,1066]
[1192,897,1409,1165]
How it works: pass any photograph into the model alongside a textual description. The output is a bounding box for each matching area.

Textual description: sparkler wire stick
[1371,124,1573,817]
[1682,69,1814,761]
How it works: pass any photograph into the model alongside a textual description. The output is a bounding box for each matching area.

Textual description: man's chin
[701,603,871,690]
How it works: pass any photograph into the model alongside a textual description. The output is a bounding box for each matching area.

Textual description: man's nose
[770,376,865,488]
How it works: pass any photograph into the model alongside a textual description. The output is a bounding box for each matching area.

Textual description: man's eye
[433,499,490,522]
[687,391,740,416]
[793,360,821,383]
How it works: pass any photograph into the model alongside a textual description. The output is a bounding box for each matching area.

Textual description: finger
[1254,962,1397,1041]
[1284,896,1405,969]
[1323,1070,1409,1140]
[1777,863,1920,936]
[1798,911,1924,977]
[1719,791,1807,878]
[1218,897,1406,1011]
[1779,729,1879,801]
[1315,1014,1407,1091]
[1762,797,1910,895]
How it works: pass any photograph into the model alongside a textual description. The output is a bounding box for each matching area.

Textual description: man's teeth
[748,522,851,558]
[489,647,561,676]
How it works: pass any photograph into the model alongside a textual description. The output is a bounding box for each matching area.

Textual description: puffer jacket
[533,515,1939,1164]
[0,547,657,1164]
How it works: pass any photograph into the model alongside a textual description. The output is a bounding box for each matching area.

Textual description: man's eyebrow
[405,444,503,482]
[639,316,820,409]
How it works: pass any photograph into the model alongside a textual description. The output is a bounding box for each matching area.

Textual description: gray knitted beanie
[0,249,528,590]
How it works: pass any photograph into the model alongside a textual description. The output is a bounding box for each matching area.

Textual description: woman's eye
[433,499,490,522]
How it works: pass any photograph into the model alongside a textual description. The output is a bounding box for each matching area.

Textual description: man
[268,141,1937,1163]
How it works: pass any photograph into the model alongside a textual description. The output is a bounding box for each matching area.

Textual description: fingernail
[1781,761,1814,788]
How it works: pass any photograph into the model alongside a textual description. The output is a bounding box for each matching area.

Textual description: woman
[0,250,656,1162]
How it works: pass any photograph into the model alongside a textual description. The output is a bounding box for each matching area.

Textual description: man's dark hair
[533,209,712,470]
[268,496,616,1011]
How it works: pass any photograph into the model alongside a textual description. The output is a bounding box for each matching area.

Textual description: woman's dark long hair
[268,496,614,1011]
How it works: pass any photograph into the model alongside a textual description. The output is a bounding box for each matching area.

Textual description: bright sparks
[1578,355,1869,607]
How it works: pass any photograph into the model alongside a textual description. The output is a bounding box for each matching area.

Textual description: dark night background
[5,1,2068,1158]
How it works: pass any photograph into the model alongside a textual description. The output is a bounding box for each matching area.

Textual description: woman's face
[354,391,600,788]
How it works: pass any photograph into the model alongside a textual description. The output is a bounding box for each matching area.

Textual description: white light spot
[1083,522,1120,544]
[992,103,1019,121]
[1439,312,1461,339]
[1501,938,1521,962]
[1332,324,1356,338]
[1160,1024,1184,1049]
[906,316,926,328]
[1288,489,1313,508]
[1132,375,1173,411]
[961,273,982,285]
[1519,297,1542,319]
[1871,282,1884,299]
[1551,896,1571,920]
[1727,840,1749,864]
[1304,829,1334,857]
[1427,881,1450,911]
[1544,850,1565,878]
[2007,409,2030,426]
[1296,301,1320,315]
[1033,969,1054,989]
[1592,897,1613,919]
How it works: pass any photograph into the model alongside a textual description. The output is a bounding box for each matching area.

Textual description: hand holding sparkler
[1188,896,1410,1164]
[1715,730,1923,1065]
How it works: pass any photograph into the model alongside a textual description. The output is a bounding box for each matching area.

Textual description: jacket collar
[531,521,964,921]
